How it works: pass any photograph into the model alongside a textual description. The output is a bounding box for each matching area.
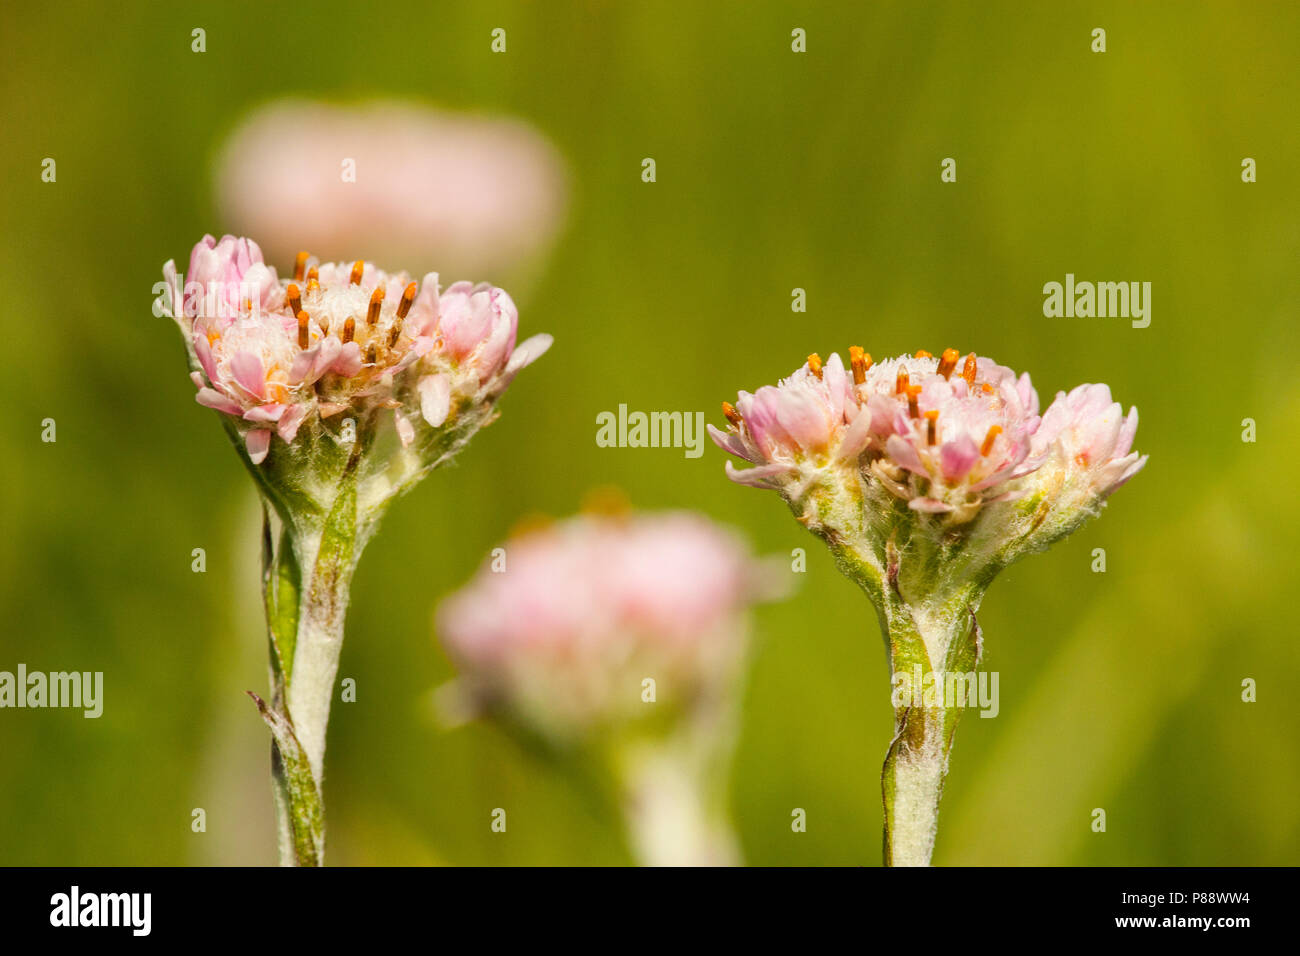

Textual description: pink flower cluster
[438,512,766,736]
[159,235,551,464]
[710,347,1144,522]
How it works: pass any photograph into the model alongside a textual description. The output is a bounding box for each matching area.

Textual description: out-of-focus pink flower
[437,511,774,740]
[711,347,1143,524]
[158,235,551,465]
[215,100,568,279]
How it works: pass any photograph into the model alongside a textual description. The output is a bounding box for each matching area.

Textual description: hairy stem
[824,528,984,867]
[878,590,982,866]
[283,522,357,784]
[258,472,371,866]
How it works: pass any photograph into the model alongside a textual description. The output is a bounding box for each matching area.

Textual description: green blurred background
[2,0,1297,865]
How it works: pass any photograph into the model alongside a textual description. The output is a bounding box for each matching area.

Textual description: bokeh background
[2,0,1297,865]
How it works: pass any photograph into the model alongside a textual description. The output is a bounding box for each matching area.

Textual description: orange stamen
[981,382,994,394]
[293,252,309,283]
[287,284,302,316]
[350,260,364,285]
[722,401,743,428]
[905,384,922,418]
[806,353,823,379]
[306,266,319,283]
[895,369,909,395]
[396,282,417,319]
[924,409,939,446]
[914,349,933,359]
[962,353,977,385]
[937,348,960,379]
[341,316,355,344]
[848,346,872,384]
[366,287,384,326]
[981,425,1002,456]
[296,311,309,349]
[306,278,320,296]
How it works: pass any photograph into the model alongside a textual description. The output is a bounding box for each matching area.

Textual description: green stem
[616,736,739,867]
[878,587,983,866]
[257,473,371,866]
[283,504,359,786]
[825,530,984,867]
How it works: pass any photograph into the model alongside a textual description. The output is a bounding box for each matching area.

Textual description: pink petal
[418,374,452,427]
[707,424,759,463]
[837,406,873,461]
[330,342,364,378]
[724,460,795,488]
[229,351,266,400]
[245,428,272,464]
[886,434,927,475]
[195,387,243,416]
[503,333,553,382]
[1114,407,1139,458]
[277,404,309,443]
[773,387,830,451]
[409,272,441,336]
[939,433,980,481]
[1112,453,1148,490]
[243,403,286,423]
[394,411,415,447]
[193,334,218,384]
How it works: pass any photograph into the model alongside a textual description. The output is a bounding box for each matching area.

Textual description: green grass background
[1,0,1296,865]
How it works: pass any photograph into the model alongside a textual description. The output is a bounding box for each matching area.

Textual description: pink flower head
[437,511,772,738]
[1033,383,1147,496]
[430,281,518,380]
[175,233,281,320]
[158,237,550,465]
[712,347,1144,525]
[216,100,567,280]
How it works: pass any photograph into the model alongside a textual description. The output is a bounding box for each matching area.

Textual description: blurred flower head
[157,235,551,509]
[216,100,568,280]
[437,510,781,744]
